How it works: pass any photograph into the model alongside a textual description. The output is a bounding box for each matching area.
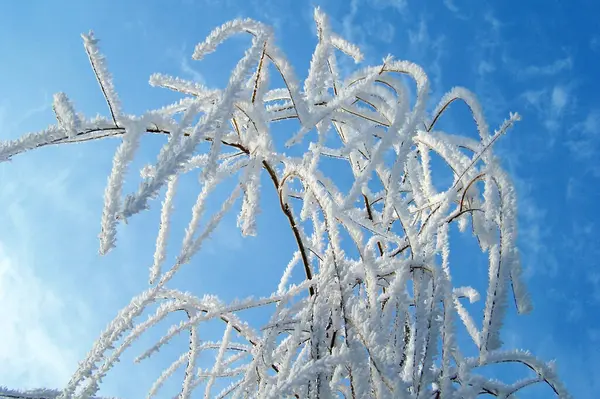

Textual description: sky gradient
[1,0,599,397]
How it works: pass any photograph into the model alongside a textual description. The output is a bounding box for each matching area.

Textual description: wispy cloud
[407,18,445,96]
[590,35,600,52]
[342,0,363,46]
[477,60,495,76]
[367,0,407,13]
[408,18,429,49]
[250,0,299,34]
[442,0,468,20]
[566,109,600,174]
[0,243,89,389]
[469,9,510,124]
[443,0,459,14]
[517,186,558,278]
[551,85,569,112]
[365,17,395,44]
[0,98,50,141]
[341,0,406,59]
[165,44,206,85]
[180,56,205,85]
[522,57,573,77]
[521,84,574,132]
[502,54,573,81]
[484,11,502,40]
[498,150,559,279]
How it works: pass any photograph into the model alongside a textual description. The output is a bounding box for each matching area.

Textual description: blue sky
[1,0,599,397]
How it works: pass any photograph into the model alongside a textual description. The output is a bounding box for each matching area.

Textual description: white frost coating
[119,29,267,220]
[431,86,489,140]
[146,352,189,398]
[2,8,568,399]
[330,33,364,63]
[181,318,199,399]
[149,73,218,98]
[99,119,145,254]
[453,286,480,303]
[0,125,66,161]
[205,322,233,398]
[192,19,271,61]
[81,31,122,124]
[237,158,261,236]
[0,387,115,399]
[149,174,178,285]
[53,92,81,137]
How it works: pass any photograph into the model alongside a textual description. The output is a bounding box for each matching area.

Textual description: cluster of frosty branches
[1,8,569,399]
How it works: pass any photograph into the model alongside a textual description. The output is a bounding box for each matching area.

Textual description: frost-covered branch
[2,7,568,399]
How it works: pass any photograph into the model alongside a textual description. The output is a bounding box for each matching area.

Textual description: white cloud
[204,216,244,255]
[442,0,468,20]
[521,84,573,132]
[591,35,600,52]
[250,0,298,35]
[551,85,568,113]
[0,243,89,389]
[443,0,459,13]
[365,18,395,44]
[521,89,546,108]
[581,109,600,133]
[342,0,363,45]
[567,299,583,322]
[342,0,405,51]
[408,19,429,49]
[14,97,51,127]
[497,152,558,279]
[407,18,445,93]
[484,12,502,35]
[337,0,377,78]
[566,109,600,175]
[367,0,407,13]
[477,60,495,76]
[165,44,206,86]
[522,57,573,76]
[503,53,572,80]
[566,176,578,200]
[180,56,205,85]
[518,195,557,277]
[0,98,50,141]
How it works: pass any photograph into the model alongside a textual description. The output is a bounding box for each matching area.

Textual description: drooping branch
[0,7,569,399]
